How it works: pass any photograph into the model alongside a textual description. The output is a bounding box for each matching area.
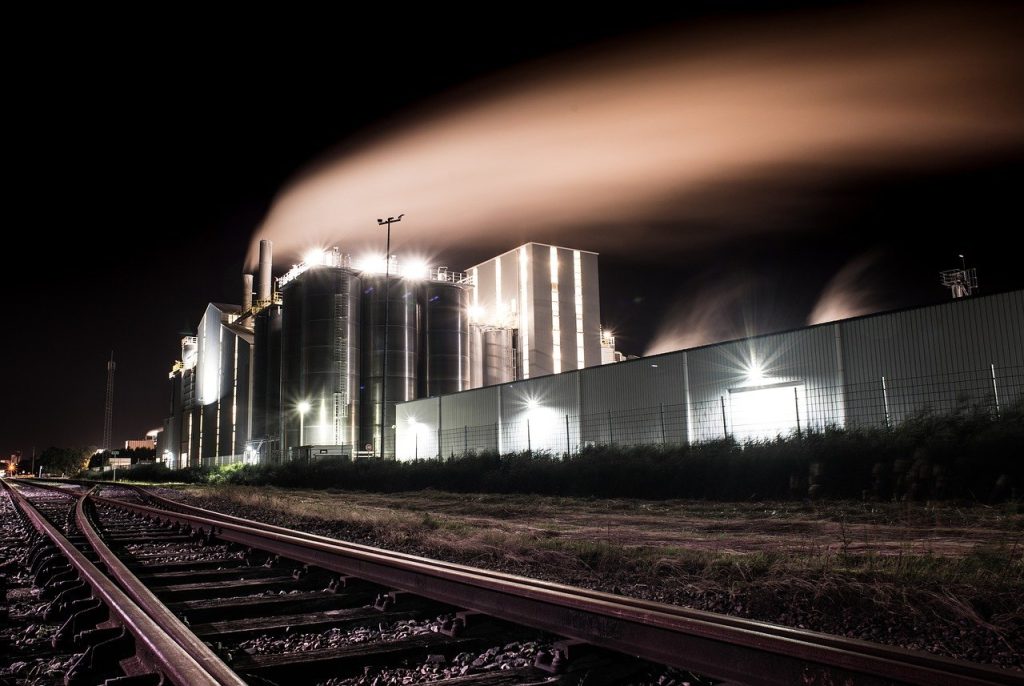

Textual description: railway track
[3,478,1020,686]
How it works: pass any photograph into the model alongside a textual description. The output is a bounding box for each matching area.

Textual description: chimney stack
[257,239,273,303]
[242,274,253,312]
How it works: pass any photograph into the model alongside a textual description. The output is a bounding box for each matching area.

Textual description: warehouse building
[395,289,1024,460]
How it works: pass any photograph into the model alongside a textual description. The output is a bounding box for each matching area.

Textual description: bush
[114,409,1024,501]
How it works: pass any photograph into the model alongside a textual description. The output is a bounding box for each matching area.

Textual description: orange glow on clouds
[249,4,1023,268]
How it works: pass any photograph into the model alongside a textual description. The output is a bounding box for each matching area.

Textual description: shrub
[116,409,1024,501]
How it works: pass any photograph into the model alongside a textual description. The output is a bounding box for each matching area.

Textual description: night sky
[5,2,1023,456]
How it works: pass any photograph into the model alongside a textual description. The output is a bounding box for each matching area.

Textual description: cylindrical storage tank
[252,304,282,459]
[281,267,361,459]
[469,324,484,389]
[483,327,515,386]
[359,274,418,457]
[420,282,471,397]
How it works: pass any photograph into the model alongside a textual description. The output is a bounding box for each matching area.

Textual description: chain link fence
[403,365,1023,459]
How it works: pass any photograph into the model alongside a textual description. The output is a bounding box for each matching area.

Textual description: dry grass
[167,485,1024,665]
[176,485,1023,586]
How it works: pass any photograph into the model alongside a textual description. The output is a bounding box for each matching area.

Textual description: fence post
[991,363,1001,419]
[607,410,614,444]
[794,387,802,439]
[659,403,666,444]
[881,376,891,428]
[527,418,532,454]
[565,414,571,457]
[720,395,728,438]
[414,433,418,460]
[494,422,499,454]
[464,425,468,454]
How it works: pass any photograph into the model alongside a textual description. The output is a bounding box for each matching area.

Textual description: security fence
[400,365,1024,460]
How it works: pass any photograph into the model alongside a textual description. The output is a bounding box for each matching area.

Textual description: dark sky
[5,2,1023,456]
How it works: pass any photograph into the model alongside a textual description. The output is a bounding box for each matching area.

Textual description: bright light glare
[355,254,388,274]
[297,401,311,414]
[468,305,486,322]
[730,384,803,442]
[526,398,540,411]
[746,363,765,384]
[304,248,325,266]
[401,259,430,280]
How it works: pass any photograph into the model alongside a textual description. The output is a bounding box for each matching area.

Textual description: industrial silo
[419,282,471,397]
[359,274,419,457]
[251,303,282,460]
[482,327,515,386]
[281,267,361,458]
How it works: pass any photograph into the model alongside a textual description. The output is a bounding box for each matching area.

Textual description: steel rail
[108,482,1024,685]
[0,480,233,686]
[75,493,248,685]
[89,490,1022,686]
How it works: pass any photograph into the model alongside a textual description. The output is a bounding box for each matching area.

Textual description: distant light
[526,398,540,411]
[468,304,486,322]
[651,363,659,368]
[304,248,325,267]
[297,401,311,414]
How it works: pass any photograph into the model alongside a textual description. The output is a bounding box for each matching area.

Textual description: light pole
[376,213,404,459]
[297,401,310,456]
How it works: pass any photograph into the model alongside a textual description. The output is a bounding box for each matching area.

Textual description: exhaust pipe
[257,239,273,303]
[242,274,253,312]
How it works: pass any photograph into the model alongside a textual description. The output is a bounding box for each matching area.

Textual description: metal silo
[252,304,283,460]
[482,327,515,386]
[359,274,418,456]
[419,282,471,397]
[281,267,361,458]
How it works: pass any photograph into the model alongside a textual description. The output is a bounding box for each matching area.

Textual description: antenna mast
[939,254,978,299]
[103,351,116,450]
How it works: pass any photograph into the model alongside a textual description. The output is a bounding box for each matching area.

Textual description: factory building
[159,239,610,464]
[395,289,1024,459]
[162,302,253,467]
[467,243,602,383]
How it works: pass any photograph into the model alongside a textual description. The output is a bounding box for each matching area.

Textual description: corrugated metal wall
[578,353,688,446]
[839,290,1024,426]
[395,290,1024,461]
[687,325,841,442]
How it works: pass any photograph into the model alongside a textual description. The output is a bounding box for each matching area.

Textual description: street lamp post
[297,401,310,458]
[376,213,404,459]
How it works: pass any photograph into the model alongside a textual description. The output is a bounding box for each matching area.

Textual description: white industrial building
[396,289,1024,460]
[467,243,603,384]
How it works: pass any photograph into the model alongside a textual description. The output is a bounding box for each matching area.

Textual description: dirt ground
[180,486,1023,557]
[162,485,1024,669]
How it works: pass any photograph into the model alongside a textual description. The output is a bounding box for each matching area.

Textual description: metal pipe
[882,376,891,428]
[991,363,1001,418]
